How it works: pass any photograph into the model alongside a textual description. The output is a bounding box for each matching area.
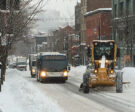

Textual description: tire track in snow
[61,81,134,112]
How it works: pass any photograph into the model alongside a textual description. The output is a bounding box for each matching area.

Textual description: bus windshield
[41,55,68,72]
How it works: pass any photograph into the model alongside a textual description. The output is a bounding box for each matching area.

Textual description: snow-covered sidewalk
[0,69,63,112]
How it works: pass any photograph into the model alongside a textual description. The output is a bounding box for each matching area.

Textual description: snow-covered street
[0,66,135,112]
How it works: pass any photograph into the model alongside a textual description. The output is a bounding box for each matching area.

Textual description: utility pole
[98,16,101,40]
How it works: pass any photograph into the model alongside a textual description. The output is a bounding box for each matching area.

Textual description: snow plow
[80,40,123,93]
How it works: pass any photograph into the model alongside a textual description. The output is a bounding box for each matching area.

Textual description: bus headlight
[63,71,68,77]
[40,71,47,77]
[32,69,36,73]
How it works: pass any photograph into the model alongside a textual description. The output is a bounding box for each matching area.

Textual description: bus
[36,52,70,83]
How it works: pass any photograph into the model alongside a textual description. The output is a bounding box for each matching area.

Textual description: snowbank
[0,69,63,112]
[122,67,135,91]
[68,66,86,86]
[69,66,86,80]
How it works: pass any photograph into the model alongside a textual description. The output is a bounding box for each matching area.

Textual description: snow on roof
[0,9,19,13]
[85,8,112,17]
[72,45,80,49]
[39,52,66,56]
[80,42,86,46]
[42,42,47,45]
[93,40,115,43]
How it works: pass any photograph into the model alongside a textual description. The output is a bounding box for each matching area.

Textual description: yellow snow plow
[80,40,123,93]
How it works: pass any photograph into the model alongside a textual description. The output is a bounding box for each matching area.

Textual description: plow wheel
[116,72,123,93]
[83,72,90,93]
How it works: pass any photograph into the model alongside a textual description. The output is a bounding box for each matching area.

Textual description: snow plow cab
[80,40,123,93]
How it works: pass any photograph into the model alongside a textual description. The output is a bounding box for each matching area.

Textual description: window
[114,4,117,17]
[133,0,135,14]
[10,0,19,10]
[94,42,114,60]
[133,25,135,41]
[101,36,106,40]
[126,0,131,15]
[119,2,124,17]
[0,0,6,10]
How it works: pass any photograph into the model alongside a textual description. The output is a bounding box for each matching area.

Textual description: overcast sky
[32,0,80,34]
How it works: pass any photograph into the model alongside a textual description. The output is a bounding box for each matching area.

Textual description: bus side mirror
[87,46,91,57]
[117,48,120,57]
[67,66,71,71]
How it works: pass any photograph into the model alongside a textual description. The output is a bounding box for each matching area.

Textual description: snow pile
[69,66,86,79]
[68,66,86,86]
[122,67,135,91]
[0,69,63,112]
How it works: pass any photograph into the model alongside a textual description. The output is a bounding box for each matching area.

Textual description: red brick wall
[63,26,75,35]
[85,11,112,45]
[87,0,111,11]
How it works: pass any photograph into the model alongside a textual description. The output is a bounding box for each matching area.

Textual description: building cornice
[84,8,112,17]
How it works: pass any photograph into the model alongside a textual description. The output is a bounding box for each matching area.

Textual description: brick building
[87,0,111,11]
[85,8,112,45]
[52,25,75,54]
[68,34,80,65]
[78,0,112,65]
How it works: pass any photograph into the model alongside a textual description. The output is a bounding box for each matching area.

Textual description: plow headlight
[40,71,47,77]
[105,60,109,63]
[94,70,98,74]
[110,70,114,74]
[63,71,68,77]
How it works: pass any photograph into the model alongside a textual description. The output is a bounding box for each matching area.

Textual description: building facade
[52,26,75,54]
[75,2,81,36]
[87,0,111,11]
[85,8,112,45]
[67,34,80,66]
[112,0,135,66]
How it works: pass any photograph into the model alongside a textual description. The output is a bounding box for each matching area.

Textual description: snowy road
[0,66,135,112]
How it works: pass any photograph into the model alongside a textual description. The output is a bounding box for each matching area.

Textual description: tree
[0,0,44,89]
